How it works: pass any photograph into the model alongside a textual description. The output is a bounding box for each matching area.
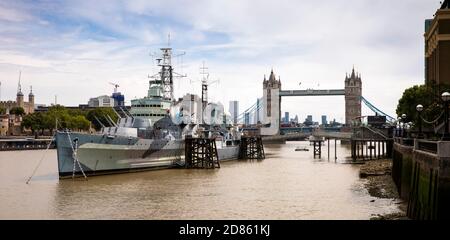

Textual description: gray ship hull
[56,131,239,178]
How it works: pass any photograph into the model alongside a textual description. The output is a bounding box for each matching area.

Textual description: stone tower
[28,86,35,114]
[16,78,24,109]
[261,69,281,136]
[345,67,362,125]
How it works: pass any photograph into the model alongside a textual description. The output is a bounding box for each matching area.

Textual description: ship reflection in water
[0,141,400,219]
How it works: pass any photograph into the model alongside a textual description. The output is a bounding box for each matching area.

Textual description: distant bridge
[261,130,352,142]
[279,89,345,97]
[280,127,342,135]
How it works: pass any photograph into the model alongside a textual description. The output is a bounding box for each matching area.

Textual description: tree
[67,115,90,131]
[86,108,119,130]
[22,112,44,135]
[10,107,25,116]
[43,105,69,133]
[18,105,98,135]
[396,84,450,128]
[0,107,6,115]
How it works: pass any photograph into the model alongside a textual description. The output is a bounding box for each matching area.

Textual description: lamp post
[416,104,424,139]
[407,122,413,138]
[442,92,450,141]
[401,114,407,138]
[397,117,402,137]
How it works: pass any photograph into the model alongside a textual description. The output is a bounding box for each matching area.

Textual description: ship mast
[200,61,209,110]
[149,35,186,102]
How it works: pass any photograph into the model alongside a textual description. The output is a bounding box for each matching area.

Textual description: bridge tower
[345,67,362,125]
[261,69,281,135]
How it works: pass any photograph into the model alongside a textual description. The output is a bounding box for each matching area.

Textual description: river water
[0,141,400,219]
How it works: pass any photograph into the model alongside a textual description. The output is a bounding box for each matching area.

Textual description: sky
[0,0,442,123]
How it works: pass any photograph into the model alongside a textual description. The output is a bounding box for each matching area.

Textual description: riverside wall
[392,139,450,220]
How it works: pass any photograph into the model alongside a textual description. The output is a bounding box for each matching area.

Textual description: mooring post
[328,138,330,161]
[351,140,354,161]
[334,139,337,162]
[361,141,364,159]
[319,141,322,158]
[356,141,359,159]
[313,140,322,158]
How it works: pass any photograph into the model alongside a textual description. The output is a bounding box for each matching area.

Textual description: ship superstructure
[129,47,185,126]
[55,45,242,179]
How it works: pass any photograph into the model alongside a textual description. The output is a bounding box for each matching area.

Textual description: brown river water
[0,141,400,219]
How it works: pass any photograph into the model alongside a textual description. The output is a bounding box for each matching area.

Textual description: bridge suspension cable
[235,100,265,122]
[361,96,396,122]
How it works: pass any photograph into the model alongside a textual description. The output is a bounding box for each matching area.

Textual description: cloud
[0,2,33,22]
[0,0,442,122]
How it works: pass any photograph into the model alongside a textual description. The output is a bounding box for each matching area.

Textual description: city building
[321,115,327,126]
[229,101,239,124]
[304,115,313,126]
[0,114,8,136]
[284,112,290,124]
[112,92,125,107]
[0,114,22,136]
[425,0,450,90]
[293,115,299,124]
[0,79,35,114]
[88,95,115,107]
[244,112,250,125]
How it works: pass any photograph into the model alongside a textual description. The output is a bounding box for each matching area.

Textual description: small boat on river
[295,146,309,152]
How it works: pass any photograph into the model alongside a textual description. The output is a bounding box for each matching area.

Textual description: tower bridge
[260,68,362,136]
[279,89,345,97]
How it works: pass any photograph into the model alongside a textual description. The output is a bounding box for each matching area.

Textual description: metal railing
[417,140,438,154]
[394,137,414,146]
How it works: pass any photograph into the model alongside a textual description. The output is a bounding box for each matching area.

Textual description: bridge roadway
[261,131,352,142]
[279,89,345,97]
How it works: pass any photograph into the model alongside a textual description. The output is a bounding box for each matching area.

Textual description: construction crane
[109,82,120,93]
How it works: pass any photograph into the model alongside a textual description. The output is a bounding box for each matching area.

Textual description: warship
[55,46,241,178]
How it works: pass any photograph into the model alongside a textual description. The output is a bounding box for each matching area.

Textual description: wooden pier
[351,139,393,161]
[184,137,220,169]
[239,136,265,160]
[311,140,324,158]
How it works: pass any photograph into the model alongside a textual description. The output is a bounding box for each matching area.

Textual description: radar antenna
[199,61,220,109]
[148,40,186,102]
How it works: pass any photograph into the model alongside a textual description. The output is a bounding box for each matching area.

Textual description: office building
[425,0,450,90]
[229,101,239,124]
[284,112,290,124]
[88,95,115,107]
[322,115,327,126]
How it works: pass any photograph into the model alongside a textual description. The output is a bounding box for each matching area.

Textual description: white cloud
[0,0,443,121]
[0,3,33,22]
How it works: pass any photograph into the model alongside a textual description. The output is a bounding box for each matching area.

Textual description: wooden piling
[351,139,391,161]
[185,137,220,169]
[328,138,330,161]
[239,136,265,160]
[312,140,322,158]
[334,139,337,162]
